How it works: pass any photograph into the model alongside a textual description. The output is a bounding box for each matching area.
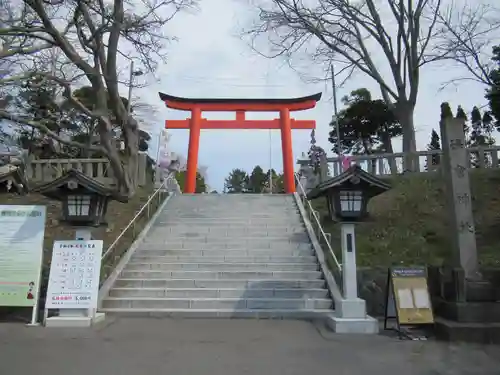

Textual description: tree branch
[0,109,107,154]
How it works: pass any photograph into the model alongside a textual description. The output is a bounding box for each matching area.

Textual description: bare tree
[247,0,447,169]
[0,0,193,198]
[432,1,500,88]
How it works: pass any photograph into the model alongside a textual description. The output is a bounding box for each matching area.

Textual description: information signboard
[384,267,434,335]
[46,240,103,310]
[0,205,46,314]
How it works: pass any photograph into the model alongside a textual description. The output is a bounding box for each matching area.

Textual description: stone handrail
[27,158,113,184]
[297,145,500,177]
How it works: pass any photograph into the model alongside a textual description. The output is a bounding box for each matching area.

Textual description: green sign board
[0,205,46,307]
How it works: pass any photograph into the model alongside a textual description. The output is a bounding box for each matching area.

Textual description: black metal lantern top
[33,169,127,226]
[307,165,391,222]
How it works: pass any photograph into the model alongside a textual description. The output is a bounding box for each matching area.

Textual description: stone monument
[438,105,479,280]
[431,103,500,344]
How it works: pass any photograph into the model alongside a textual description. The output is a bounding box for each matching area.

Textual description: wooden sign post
[384,267,434,338]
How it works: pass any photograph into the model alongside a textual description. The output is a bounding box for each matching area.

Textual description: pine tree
[485,45,500,129]
[455,105,469,135]
[224,169,249,193]
[426,129,441,170]
[248,165,267,193]
[468,106,495,167]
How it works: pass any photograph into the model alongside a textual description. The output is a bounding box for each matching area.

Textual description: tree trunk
[121,119,140,192]
[380,128,397,174]
[396,104,418,172]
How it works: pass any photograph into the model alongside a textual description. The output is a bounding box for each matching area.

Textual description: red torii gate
[159,92,322,194]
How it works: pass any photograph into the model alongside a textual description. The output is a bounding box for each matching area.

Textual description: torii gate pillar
[185,107,201,193]
[280,108,294,193]
[159,92,322,194]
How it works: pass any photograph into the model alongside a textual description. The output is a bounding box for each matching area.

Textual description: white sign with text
[46,240,103,310]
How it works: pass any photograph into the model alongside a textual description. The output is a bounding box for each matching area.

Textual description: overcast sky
[131,0,491,191]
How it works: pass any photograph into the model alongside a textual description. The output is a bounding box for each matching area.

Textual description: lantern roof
[307,165,391,200]
[32,169,128,203]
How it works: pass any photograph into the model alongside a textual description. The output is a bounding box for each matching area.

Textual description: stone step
[169,195,295,200]
[158,226,306,234]
[133,249,315,257]
[158,212,301,216]
[140,242,312,250]
[155,218,303,225]
[102,297,333,310]
[125,262,319,271]
[113,278,326,289]
[168,197,295,200]
[164,207,298,211]
[119,270,323,280]
[166,212,300,216]
[146,233,310,241]
[130,255,318,263]
[164,210,299,214]
[160,223,305,229]
[168,198,295,201]
[168,198,296,201]
[166,205,297,209]
[108,287,329,299]
[144,236,310,247]
[163,212,299,215]
[99,308,334,319]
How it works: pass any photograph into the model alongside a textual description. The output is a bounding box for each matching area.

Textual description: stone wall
[357,266,500,317]
[357,267,388,317]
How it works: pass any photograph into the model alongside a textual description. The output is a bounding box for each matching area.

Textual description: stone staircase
[100,194,335,318]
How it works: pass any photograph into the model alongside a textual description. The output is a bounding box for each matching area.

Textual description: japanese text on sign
[459,221,475,234]
[454,164,466,178]
[449,139,464,150]
[456,193,470,206]
[0,205,46,308]
[45,240,103,310]
[0,209,43,217]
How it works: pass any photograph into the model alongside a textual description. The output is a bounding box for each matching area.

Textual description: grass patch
[312,169,500,267]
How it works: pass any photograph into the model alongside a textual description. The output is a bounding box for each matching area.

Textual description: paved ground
[1,318,499,375]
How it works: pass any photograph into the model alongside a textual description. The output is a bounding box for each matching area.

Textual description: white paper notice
[0,205,46,307]
[412,288,431,309]
[397,288,414,309]
[46,240,103,310]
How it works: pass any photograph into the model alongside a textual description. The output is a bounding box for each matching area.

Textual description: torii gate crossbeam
[159,92,322,194]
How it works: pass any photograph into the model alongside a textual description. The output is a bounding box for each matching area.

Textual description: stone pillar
[137,152,147,187]
[439,115,479,280]
[319,153,328,182]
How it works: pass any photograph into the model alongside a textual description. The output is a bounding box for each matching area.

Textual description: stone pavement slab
[0,318,499,375]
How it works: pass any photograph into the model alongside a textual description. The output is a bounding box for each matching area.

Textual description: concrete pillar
[341,223,358,300]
